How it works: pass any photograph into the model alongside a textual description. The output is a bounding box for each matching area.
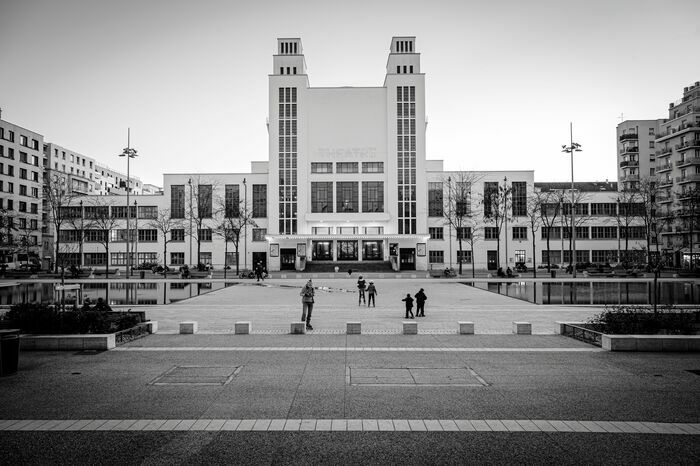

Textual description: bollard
[512,322,532,335]
[346,322,361,335]
[179,321,198,334]
[290,322,306,334]
[146,321,158,334]
[459,321,474,335]
[403,321,418,335]
[235,322,251,334]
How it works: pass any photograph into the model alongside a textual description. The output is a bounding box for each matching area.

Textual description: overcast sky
[1,0,699,186]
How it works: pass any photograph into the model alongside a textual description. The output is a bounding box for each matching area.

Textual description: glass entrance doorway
[362,241,383,260]
[280,248,296,271]
[487,250,498,270]
[337,241,358,261]
[399,248,415,270]
[312,241,333,261]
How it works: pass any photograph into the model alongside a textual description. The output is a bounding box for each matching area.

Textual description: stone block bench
[403,321,418,335]
[346,322,361,335]
[290,322,306,334]
[513,322,532,335]
[235,322,251,334]
[179,321,198,334]
[459,322,475,334]
[20,334,116,351]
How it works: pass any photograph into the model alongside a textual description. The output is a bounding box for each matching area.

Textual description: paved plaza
[1,279,699,464]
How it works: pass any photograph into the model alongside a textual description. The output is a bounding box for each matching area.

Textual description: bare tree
[534,190,561,272]
[186,177,219,269]
[15,217,40,265]
[213,194,256,277]
[560,190,590,270]
[63,200,89,269]
[481,180,512,269]
[84,198,119,300]
[675,186,700,270]
[637,177,663,267]
[147,208,184,278]
[0,207,17,266]
[43,171,79,272]
[615,188,642,265]
[525,195,542,277]
[442,172,482,275]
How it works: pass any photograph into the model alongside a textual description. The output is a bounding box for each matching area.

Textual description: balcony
[676,156,700,168]
[618,146,639,155]
[621,174,640,183]
[675,173,700,184]
[655,121,700,141]
[658,179,674,189]
[655,162,672,173]
[675,139,700,152]
[619,160,639,168]
[619,133,638,142]
[655,146,672,157]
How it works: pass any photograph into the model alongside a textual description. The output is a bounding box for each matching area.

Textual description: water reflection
[467,281,699,305]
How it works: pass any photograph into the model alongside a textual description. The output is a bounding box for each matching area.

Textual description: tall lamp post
[134,200,138,272]
[243,178,247,271]
[561,123,582,278]
[118,129,138,278]
[188,178,193,267]
[447,176,452,269]
[503,176,509,269]
[79,199,84,269]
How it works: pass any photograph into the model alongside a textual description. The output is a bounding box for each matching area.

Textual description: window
[362,162,384,173]
[198,228,212,241]
[20,152,28,163]
[364,226,384,235]
[252,185,267,217]
[138,229,158,242]
[336,182,359,212]
[6,165,13,176]
[225,184,240,217]
[591,203,617,216]
[428,250,444,264]
[575,226,589,239]
[338,226,358,235]
[252,228,267,241]
[512,182,527,216]
[485,227,499,239]
[512,227,527,240]
[199,252,212,265]
[311,182,333,213]
[84,253,107,266]
[171,185,185,218]
[336,162,358,173]
[428,182,443,217]
[456,227,471,240]
[312,227,332,235]
[483,182,498,217]
[591,226,617,239]
[429,227,443,239]
[138,206,158,219]
[515,250,526,263]
[109,229,132,242]
[111,206,136,219]
[19,201,26,212]
[110,252,133,266]
[311,162,333,173]
[19,185,27,196]
[171,229,185,242]
[225,252,238,266]
[85,230,107,242]
[362,181,384,212]
[621,226,645,239]
[455,182,471,216]
[197,184,213,218]
[457,250,472,264]
[170,252,185,265]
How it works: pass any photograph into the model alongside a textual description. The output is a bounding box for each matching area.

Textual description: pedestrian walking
[356,275,367,305]
[415,288,427,317]
[402,293,414,319]
[299,279,315,330]
[367,281,377,307]
[255,262,263,282]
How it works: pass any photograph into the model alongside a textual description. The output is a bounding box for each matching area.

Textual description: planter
[20,321,155,351]
[557,322,700,352]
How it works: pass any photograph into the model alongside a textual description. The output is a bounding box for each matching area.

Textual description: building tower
[616,119,661,190]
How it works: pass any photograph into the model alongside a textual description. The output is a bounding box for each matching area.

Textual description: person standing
[402,293,414,319]
[356,275,367,306]
[415,288,427,317]
[299,279,315,330]
[366,281,378,307]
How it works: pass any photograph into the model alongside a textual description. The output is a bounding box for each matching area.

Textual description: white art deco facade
[55,37,644,273]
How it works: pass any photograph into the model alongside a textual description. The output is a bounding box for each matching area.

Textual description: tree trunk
[458,239,463,275]
[234,241,240,275]
[163,242,167,279]
[224,241,228,279]
[546,235,551,273]
[105,241,110,303]
[532,230,537,278]
[470,242,475,278]
[55,230,61,273]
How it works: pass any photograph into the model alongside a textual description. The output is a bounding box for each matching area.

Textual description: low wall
[20,334,116,351]
[557,322,700,352]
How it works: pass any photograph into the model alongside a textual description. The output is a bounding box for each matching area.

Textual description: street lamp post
[243,178,247,271]
[447,176,452,269]
[134,200,138,272]
[616,199,621,263]
[503,176,508,269]
[79,199,83,269]
[188,178,193,267]
[118,129,138,278]
[561,122,582,278]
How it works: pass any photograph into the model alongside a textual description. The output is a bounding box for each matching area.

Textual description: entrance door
[399,248,416,271]
[252,252,267,271]
[280,248,296,271]
[487,250,498,270]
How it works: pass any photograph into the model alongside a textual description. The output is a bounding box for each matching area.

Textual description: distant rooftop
[535,181,618,192]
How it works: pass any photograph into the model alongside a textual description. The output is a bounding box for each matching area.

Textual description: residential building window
[484,227,499,239]
[457,250,472,264]
[171,185,185,218]
[336,162,358,173]
[336,182,359,212]
[362,181,384,212]
[252,184,267,217]
[138,229,158,242]
[170,252,185,265]
[225,184,240,217]
[428,250,444,264]
[252,228,267,241]
[512,182,527,216]
[197,184,213,218]
[311,162,333,173]
[456,227,471,240]
[171,229,185,242]
[362,162,384,173]
[513,227,527,240]
[138,206,158,219]
[19,201,26,212]
[19,168,27,179]
[428,182,443,217]
[198,228,212,241]
[514,250,526,263]
[429,227,443,239]
[311,182,333,213]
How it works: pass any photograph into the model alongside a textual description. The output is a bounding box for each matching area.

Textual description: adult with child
[356,275,367,305]
[299,279,315,330]
[366,281,378,307]
[414,288,427,317]
[402,293,414,319]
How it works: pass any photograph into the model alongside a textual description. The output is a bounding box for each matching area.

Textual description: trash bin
[140,270,145,279]
[0,329,20,376]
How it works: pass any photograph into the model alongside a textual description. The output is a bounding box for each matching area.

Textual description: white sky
[1,0,699,186]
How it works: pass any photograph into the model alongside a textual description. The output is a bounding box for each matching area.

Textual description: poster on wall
[416,243,426,257]
[270,244,279,257]
[297,243,306,257]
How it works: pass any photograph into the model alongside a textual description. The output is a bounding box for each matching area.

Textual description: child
[402,293,414,319]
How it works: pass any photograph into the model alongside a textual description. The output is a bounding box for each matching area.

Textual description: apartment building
[94,163,142,196]
[616,119,663,189]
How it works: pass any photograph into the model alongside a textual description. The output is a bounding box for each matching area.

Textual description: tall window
[252,184,267,217]
[456,182,471,216]
[512,182,526,216]
[197,184,212,218]
[428,182,443,217]
[512,227,527,240]
[483,182,498,217]
[428,250,444,264]
[362,181,384,212]
[225,184,240,217]
[457,227,471,239]
[311,182,333,213]
[397,85,416,234]
[278,86,297,233]
[336,182,358,212]
[171,185,185,218]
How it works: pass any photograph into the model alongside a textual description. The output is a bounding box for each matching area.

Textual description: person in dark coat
[299,279,315,330]
[356,275,367,305]
[366,281,378,307]
[402,293,414,319]
[415,288,427,317]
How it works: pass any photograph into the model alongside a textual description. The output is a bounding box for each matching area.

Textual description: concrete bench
[459,321,474,335]
[179,321,198,334]
[290,322,306,334]
[146,321,158,334]
[235,322,251,334]
[403,321,418,335]
[346,322,361,335]
[512,321,532,335]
